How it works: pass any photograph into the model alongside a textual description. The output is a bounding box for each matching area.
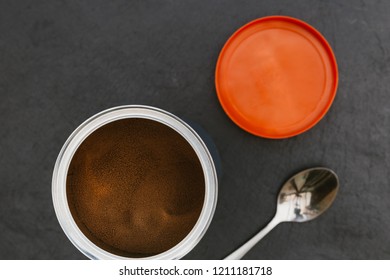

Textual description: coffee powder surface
[66,118,205,257]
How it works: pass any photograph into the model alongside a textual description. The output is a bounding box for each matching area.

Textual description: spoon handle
[224,217,279,260]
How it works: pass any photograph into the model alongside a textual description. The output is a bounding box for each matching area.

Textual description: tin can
[52,105,218,259]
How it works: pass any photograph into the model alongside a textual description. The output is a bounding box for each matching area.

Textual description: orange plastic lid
[215,16,338,138]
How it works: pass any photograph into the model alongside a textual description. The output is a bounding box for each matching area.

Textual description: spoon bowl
[225,167,339,260]
[276,167,338,223]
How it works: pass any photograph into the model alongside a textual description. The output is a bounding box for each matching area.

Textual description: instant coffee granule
[66,118,205,257]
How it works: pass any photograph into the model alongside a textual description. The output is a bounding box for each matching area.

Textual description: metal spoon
[225,167,339,260]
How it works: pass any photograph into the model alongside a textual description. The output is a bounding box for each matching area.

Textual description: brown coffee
[66,118,205,257]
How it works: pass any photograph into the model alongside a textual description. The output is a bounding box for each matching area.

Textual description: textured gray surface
[1,0,390,259]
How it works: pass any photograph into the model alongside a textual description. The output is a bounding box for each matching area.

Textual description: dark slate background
[1,0,389,260]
